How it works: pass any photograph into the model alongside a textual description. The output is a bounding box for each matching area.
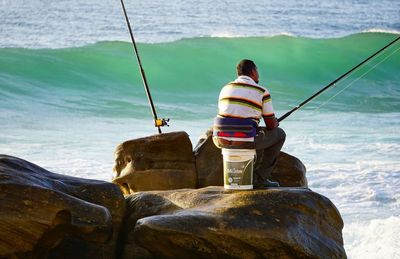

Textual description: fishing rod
[120,0,169,134]
[278,35,400,122]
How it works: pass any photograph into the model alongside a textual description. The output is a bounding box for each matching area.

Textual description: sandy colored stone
[121,187,346,258]
[112,131,197,194]
[0,155,125,259]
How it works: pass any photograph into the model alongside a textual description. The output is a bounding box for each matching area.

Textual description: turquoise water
[1,33,399,118]
[1,0,400,257]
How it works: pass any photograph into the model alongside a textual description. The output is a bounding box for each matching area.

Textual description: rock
[112,131,197,194]
[121,187,346,258]
[194,133,308,188]
[271,152,308,187]
[0,155,125,259]
[193,128,223,188]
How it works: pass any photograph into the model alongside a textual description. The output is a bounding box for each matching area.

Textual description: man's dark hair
[236,59,257,76]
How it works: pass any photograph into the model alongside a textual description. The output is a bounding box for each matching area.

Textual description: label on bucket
[224,159,253,190]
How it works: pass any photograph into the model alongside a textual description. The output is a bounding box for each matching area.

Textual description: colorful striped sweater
[214,75,276,141]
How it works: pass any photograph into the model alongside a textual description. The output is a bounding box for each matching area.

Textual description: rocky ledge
[112,131,308,192]
[0,154,125,258]
[121,186,345,258]
[0,131,346,258]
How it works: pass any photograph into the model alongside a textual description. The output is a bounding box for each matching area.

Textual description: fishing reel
[154,118,170,127]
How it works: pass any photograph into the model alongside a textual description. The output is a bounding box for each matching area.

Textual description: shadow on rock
[0,155,125,259]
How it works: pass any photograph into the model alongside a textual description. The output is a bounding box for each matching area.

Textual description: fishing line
[278,35,400,122]
[318,40,398,96]
[311,44,400,114]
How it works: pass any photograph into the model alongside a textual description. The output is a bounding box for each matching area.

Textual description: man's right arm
[262,91,278,130]
[263,114,279,130]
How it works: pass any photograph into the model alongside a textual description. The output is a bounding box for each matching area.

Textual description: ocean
[1,0,399,258]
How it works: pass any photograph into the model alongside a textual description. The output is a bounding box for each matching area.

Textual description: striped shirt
[218,75,275,122]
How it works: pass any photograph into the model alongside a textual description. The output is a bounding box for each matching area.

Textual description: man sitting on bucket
[213,59,286,188]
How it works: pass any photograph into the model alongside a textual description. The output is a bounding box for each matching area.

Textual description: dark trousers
[253,127,286,184]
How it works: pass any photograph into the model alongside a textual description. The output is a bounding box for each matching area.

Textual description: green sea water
[1,32,399,121]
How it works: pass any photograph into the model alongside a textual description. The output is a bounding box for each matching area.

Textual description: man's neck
[237,75,257,84]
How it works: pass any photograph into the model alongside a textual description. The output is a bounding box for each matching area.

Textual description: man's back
[218,76,266,121]
[213,59,285,188]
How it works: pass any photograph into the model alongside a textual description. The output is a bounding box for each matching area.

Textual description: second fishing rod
[278,35,400,122]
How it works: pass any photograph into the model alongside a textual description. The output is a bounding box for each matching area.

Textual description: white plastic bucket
[221,148,256,190]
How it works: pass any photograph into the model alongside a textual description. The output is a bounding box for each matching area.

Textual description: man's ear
[250,68,259,82]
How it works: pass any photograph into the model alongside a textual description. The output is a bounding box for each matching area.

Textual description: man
[213,59,286,188]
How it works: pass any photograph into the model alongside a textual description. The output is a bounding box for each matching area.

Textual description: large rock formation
[194,132,308,188]
[120,187,346,258]
[0,131,345,258]
[112,132,197,194]
[0,155,125,259]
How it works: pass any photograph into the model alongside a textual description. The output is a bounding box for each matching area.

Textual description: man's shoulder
[226,80,267,93]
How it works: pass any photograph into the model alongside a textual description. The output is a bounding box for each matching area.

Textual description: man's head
[236,59,259,83]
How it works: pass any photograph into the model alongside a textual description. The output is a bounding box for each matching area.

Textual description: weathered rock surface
[193,129,223,188]
[112,131,197,194]
[0,155,125,259]
[121,187,346,259]
[271,151,308,187]
[194,132,308,188]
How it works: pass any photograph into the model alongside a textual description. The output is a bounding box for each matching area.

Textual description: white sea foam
[344,217,400,259]
[210,31,243,38]
[363,28,400,35]
[209,31,297,39]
